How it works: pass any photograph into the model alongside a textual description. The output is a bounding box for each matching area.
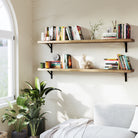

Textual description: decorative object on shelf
[41,32,45,41]
[22,77,61,137]
[53,54,60,61]
[84,61,93,69]
[40,62,45,68]
[0,131,7,138]
[79,55,93,69]
[112,20,117,33]
[89,20,103,39]
[79,55,86,69]
[2,98,28,138]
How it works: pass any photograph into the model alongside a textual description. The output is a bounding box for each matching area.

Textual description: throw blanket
[40,118,93,138]
[40,119,135,138]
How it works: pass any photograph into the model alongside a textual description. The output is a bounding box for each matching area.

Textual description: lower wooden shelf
[37,68,134,81]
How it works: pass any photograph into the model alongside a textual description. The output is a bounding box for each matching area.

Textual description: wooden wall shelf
[38,39,134,53]
[37,68,134,81]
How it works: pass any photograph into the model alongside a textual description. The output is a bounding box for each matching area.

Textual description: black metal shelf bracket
[47,44,53,53]
[47,71,53,79]
[124,73,127,82]
[125,42,128,53]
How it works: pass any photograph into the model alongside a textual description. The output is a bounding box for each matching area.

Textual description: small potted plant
[1,97,29,138]
[22,77,61,138]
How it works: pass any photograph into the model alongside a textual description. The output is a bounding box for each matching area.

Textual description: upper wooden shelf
[38,39,135,53]
[38,39,135,44]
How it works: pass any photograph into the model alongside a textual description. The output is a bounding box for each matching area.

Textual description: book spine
[117,54,123,70]
[65,27,69,40]
[66,27,71,40]
[74,25,81,40]
[124,24,126,39]
[56,26,60,41]
[127,56,132,70]
[124,55,130,70]
[69,26,74,40]
[77,26,84,40]
[49,26,54,40]
[53,26,56,40]
[122,55,128,70]
[119,55,125,70]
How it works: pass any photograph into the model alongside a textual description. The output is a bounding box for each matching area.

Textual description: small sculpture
[80,55,93,69]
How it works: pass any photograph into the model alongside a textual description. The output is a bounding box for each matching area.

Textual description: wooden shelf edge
[37,68,134,73]
[37,39,135,44]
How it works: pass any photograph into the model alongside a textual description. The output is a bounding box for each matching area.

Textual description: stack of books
[102,33,117,39]
[117,54,132,70]
[45,25,84,41]
[117,23,131,39]
[45,61,61,69]
[61,54,72,69]
[104,59,119,70]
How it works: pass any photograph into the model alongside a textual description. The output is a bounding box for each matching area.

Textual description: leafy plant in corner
[1,97,29,138]
[22,77,61,137]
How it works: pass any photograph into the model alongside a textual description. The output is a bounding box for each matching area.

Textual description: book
[49,26,54,40]
[77,26,84,40]
[117,54,123,70]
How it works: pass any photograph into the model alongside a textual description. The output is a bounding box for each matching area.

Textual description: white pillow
[129,107,138,133]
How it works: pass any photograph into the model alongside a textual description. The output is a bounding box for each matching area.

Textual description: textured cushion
[94,104,135,128]
[84,125,135,138]
[129,107,138,133]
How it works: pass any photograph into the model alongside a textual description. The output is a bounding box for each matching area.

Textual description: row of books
[117,23,131,39]
[104,54,132,70]
[45,26,84,41]
[117,54,132,70]
[41,54,72,69]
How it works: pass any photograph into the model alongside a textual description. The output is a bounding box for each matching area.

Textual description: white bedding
[40,118,136,138]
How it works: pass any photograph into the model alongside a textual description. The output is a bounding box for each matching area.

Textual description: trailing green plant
[1,97,29,132]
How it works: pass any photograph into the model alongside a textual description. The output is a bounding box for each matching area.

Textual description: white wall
[0,0,33,136]
[32,0,138,130]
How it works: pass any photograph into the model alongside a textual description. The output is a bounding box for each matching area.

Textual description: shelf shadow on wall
[56,92,90,123]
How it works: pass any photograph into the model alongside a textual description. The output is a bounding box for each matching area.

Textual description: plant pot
[0,131,7,138]
[28,118,45,136]
[11,130,27,138]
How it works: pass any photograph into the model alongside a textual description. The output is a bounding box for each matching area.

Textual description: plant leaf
[17,114,24,119]
[35,77,40,91]
[8,101,13,109]
[40,81,46,91]
[8,119,17,126]
[9,109,16,114]
[25,81,33,89]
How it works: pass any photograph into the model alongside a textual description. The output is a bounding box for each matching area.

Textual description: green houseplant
[22,77,61,137]
[1,97,28,138]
